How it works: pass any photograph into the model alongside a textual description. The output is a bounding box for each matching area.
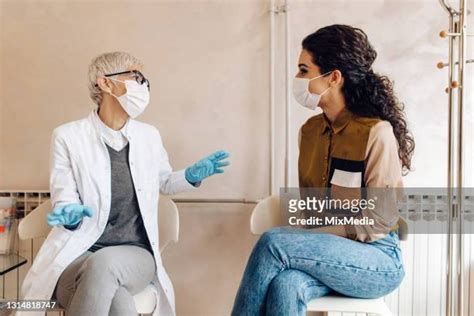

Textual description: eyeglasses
[97,70,150,90]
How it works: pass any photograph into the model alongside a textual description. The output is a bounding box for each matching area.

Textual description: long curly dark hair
[302,24,414,175]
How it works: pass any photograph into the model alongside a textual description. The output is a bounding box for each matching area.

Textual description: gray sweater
[87,143,152,254]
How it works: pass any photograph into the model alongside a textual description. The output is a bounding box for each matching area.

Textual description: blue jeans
[231,226,405,316]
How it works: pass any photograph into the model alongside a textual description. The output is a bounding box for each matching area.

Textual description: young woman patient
[232,24,414,316]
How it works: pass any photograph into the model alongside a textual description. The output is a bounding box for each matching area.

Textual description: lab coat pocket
[29,226,73,275]
[144,173,159,200]
[58,224,77,236]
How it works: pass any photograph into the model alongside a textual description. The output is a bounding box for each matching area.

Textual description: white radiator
[331,193,474,316]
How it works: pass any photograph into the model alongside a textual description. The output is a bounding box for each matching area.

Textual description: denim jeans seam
[372,245,404,270]
[291,256,403,274]
[266,237,292,270]
[299,279,321,304]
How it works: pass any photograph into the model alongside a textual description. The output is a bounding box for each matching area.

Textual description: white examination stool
[18,196,180,316]
[250,195,408,316]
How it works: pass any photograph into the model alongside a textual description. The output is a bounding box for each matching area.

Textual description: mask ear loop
[108,77,126,84]
[308,70,333,82]
[320,85,331,96]
[106,77,125,98]
[320,71,334,95]
[308,71,333,95]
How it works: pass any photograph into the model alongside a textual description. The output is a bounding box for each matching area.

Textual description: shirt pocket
[329,164,364,212]
[330,169,362,188]
[328,157,365,188]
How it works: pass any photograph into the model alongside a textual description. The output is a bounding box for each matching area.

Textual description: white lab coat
[17,109,197,316]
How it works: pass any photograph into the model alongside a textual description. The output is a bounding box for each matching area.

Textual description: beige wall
[0,0,271,198]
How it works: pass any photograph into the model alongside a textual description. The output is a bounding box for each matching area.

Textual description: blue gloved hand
[46,203,94,228]
[185,150,230,184]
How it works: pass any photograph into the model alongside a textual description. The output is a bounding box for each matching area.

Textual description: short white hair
[88,52,144,106]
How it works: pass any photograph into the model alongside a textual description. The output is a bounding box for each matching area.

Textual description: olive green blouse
[298,107,402,242]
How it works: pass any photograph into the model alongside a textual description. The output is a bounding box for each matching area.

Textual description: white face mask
[109,78,150,118]
[292,71,332,110]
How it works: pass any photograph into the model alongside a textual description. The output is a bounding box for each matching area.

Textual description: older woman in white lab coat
[18,52,229,316]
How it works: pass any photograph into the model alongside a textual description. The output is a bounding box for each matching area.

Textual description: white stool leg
[380,306,393,316]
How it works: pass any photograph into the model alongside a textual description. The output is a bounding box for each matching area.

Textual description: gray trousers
[53,245,156,316]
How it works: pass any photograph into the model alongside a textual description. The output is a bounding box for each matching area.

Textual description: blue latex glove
[185,150,230,184]
[46,203,94,228]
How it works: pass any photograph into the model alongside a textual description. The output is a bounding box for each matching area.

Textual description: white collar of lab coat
[90,107,131,142]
